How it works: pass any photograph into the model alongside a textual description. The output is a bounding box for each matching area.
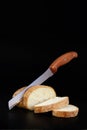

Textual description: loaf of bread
[12,85,56,110]
[34,96,69,113]
[52,104,79,118]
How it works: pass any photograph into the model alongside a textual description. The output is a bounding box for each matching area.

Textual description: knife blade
[8,51,78,110]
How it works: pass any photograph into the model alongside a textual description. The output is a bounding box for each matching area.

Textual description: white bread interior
[34,96,69,113]
[12,85,56,110]
[52,104,79,118]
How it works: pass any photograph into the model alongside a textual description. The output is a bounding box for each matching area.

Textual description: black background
[0,1,87,129]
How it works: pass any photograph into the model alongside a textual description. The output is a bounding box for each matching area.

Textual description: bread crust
[52,105,79,118]
[13,87,26,97]
[34,97,69,113]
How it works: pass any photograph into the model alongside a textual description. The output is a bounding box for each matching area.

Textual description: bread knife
[8,51,78,110]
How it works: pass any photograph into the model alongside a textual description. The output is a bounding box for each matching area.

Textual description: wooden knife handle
[49,51,78,73]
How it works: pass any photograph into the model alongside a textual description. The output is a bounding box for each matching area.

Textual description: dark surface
[0,0,87,129]
[0,43,87,130]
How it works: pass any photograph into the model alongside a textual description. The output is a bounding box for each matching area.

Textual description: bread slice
[52,104,79,118]
[12,85,56,110]
[34,96,69,113]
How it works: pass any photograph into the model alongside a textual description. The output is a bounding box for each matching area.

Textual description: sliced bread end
[52,104,79,118]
